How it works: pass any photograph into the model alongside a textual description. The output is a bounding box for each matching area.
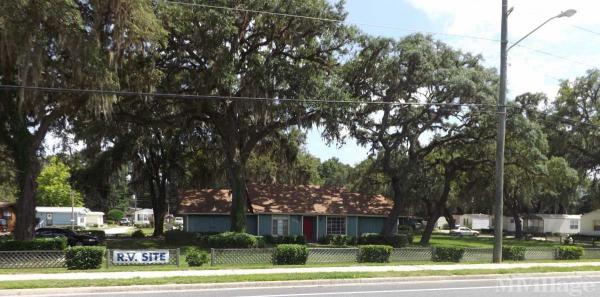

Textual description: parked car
[35,228,100,246]
[450,227,480,237]
[119,217,132,226]
[173,217,184,226]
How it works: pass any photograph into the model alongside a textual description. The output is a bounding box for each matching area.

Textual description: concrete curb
[4,271,600,296]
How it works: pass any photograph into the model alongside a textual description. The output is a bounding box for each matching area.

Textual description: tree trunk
[513,212,523,239]
[227,159,247,233]
[12,137,39,241]
[420,211,440,246]
[382,177,403,236]
[150,177,168,237]
[444,208,456,230]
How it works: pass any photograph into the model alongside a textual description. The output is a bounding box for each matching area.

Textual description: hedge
[320,235,352,246]
[0,237,67,251]
[502,246,525,261]
[358,245,392,263]
[65,246,105,270]
[165,230,195,245]
[206,232,258,248]
[185,248,209,266]
[264,235,305,245]
[357,233,408,248]
[432,246,465,262]
[131,229,146,238]
[557,246,584,260]
[273,244,308,265]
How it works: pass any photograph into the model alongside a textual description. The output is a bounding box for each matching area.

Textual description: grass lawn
[4,266,600,290]
[413,234,566,248]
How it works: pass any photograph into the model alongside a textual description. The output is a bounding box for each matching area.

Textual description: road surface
[12,274,600,297]
[103,226,132,236]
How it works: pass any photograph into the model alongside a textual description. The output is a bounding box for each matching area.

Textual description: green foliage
[107,209,125,222]
[502,246,526,261]
[357,233,408,248]
[0,237,67,251]
[432,246,465,262]
[37,157,83,207]
[131,229,145,238]
[318,158,351,188]
[557,246,584,260]
[65,246,105,270]
[357,245,392,263]
[273,244,309,265]
[264,235,306,245]
[185,248,209,267]
[165,230,195,245]
[206,232,258,249]
[320,235,350,246]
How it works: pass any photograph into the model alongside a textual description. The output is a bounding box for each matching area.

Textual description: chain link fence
[582,248,600,259]
[211,248,274,265]
[0,251,65,269]
[390,247,432,262]
[461,248,493,262]
[524,248,556,260]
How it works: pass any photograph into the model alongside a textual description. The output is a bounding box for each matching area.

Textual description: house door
[46,214,53,226]
[303,217,315,242]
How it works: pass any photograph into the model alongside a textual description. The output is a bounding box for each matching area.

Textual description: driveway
[103,226,133,236]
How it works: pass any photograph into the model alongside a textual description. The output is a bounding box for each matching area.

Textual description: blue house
[177,184,396,241]
[36,207,89,228]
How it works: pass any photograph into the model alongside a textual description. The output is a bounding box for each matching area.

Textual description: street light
[493,2,576,263]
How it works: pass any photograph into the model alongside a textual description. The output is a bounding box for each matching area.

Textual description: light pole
[493,2,576,263]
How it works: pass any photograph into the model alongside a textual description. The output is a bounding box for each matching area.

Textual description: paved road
[103,226,132,236]
[13,275,600,297]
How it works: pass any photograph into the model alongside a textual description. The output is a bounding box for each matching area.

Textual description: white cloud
[405,0,600,100]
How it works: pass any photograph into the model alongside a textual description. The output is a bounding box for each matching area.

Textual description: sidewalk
[2,261,600,282]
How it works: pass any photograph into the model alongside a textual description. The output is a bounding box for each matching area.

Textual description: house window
[594,220,600,231]
[326,217,346,235]
[271,216,289,236]
[570,219,579,230]
[2,210,10,219]
[79,217,85,224]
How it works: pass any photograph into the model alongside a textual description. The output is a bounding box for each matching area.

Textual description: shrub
[82,230,106,243]
[65,246,105,270]
[165,230,195,245]
[255,236,266,248]
[131,229,146,238]
[432,246,465,262]
[557,246,584,260]
[264,235,305,245]
[502,246,525,261]
[185,248,209,267]
[206,232,258,248]
[107,209,124,222]
[273,244,308,265]
[0,237,67,251]
[358,233,408,248]
[358,245,392,263]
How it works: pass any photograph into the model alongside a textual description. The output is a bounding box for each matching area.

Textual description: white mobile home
[580,209,600,236]
[134,209,154,226]
[35,207,88,228]
[453,214,491,230]
[503,214,580,234]
[86,211,105,227]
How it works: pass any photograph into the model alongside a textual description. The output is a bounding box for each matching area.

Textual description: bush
[432,246,465,262]
[65,246,105,270]
[557,246,584,260]
[165,230,195,245]
[82,230,106,243]
[185,248,209,266]
[131,229,145,238]
[0,237,67,251]
[107,209,124,222]
[357,233,408,248]
[264,235,305,245]
[273,244,308,265]
[358,245,392,263]
[502,246,526,261]
[206,232,258,248]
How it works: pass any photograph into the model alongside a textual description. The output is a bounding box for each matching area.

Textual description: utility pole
[70,190,75,231]
[493,3,576,263]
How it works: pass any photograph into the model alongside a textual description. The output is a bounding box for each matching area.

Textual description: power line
[0,84,498,108]
[572,25,600,37]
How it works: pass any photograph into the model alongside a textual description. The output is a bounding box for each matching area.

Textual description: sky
[305,0,600,166]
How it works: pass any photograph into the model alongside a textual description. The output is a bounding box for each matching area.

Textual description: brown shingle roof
[178,184,393,216]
